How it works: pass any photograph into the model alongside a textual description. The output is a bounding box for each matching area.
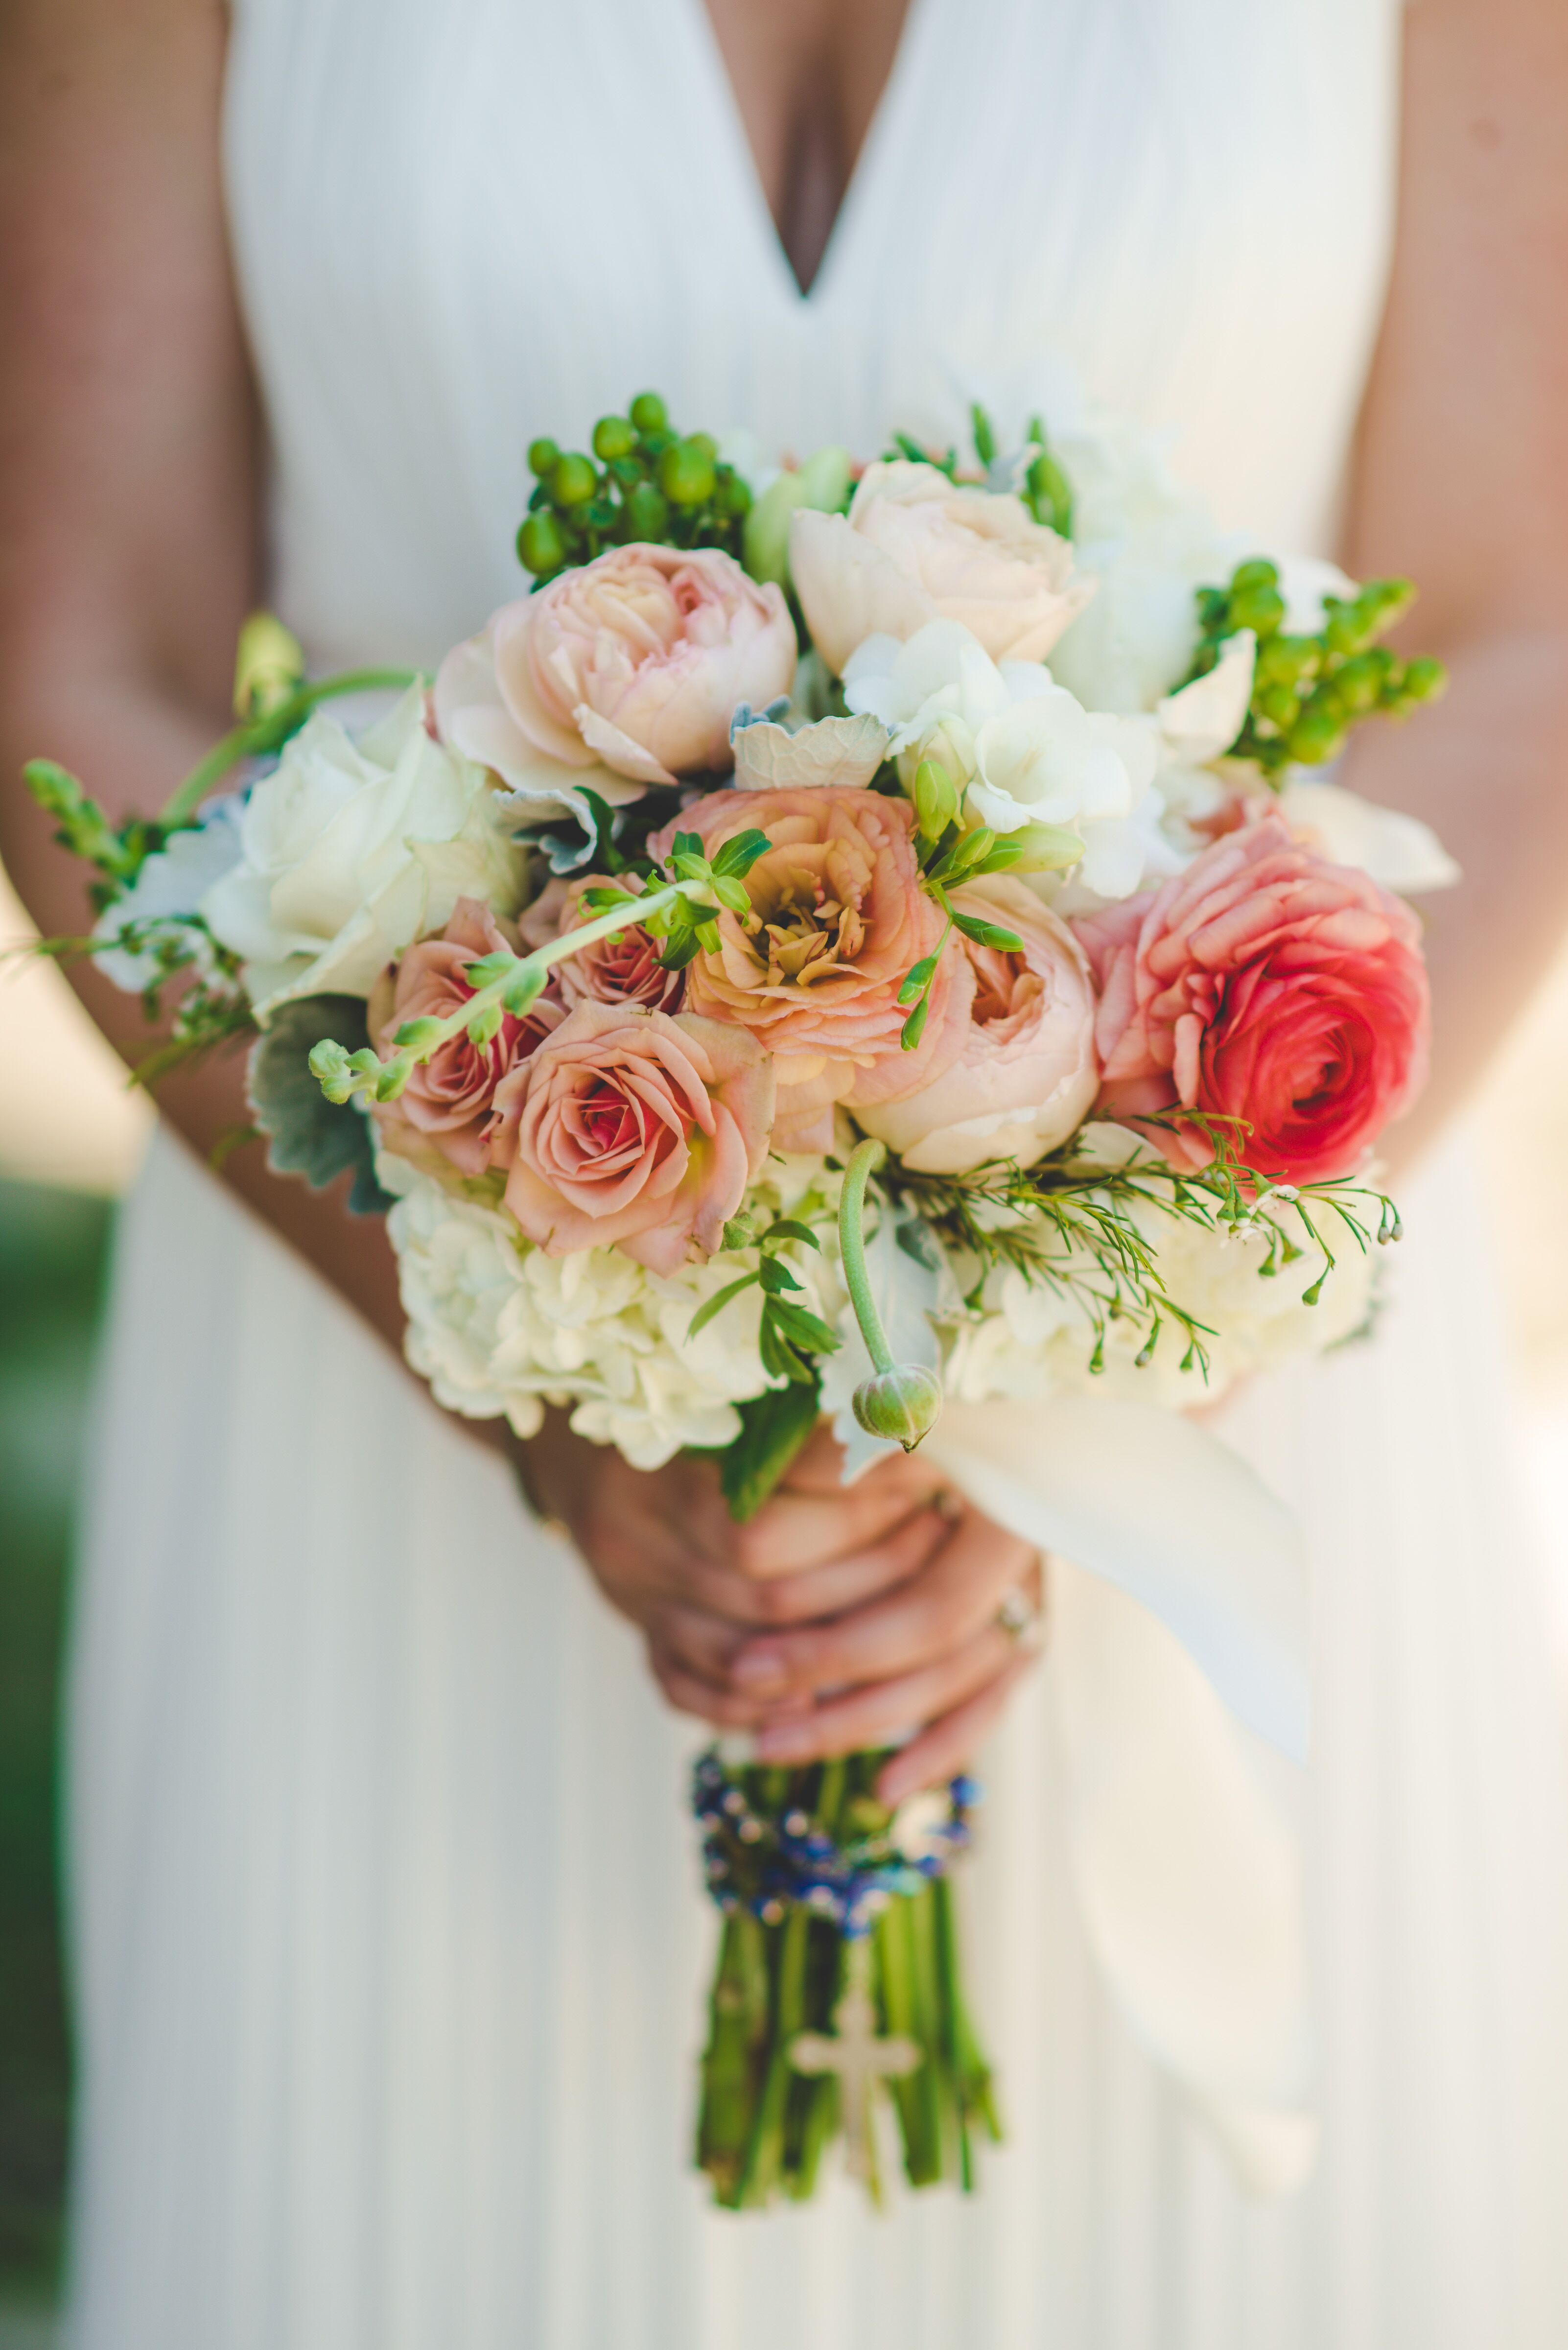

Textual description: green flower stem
[158,667,424,828]
[838,1137,895,1376]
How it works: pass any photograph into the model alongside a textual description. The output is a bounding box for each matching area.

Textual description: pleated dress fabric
[63,1,1568,2344]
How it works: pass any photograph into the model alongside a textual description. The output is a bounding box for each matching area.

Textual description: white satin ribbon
[821,1212,1317,2190]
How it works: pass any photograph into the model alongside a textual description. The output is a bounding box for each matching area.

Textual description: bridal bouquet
[28,389,1452,2207]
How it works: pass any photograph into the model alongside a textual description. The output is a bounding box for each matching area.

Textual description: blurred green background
[0,1177,112,2327]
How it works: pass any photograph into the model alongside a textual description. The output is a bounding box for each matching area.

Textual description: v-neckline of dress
[679,0,929,311]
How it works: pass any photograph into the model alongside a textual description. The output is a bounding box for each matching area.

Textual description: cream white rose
[791,459,1094,676]
[203,685,526,1021]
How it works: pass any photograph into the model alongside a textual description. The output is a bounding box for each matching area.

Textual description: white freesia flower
[1277,777,1461,894]
[203,685,525,1021]
[385,1159,843,1472]
[92,796,245,994]
[844,621,1161,899]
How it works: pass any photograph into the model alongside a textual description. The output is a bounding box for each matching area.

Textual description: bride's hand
[728,1436,1044,1804]
[514,1412,957,1731]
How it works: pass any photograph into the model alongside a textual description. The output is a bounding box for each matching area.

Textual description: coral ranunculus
[1072,814,1429,1185]
[368,898,562,1175]
[856,876,1100,1174]
[652,788,974,1156]
[491,1000,775,1275]
[434,545,796,792]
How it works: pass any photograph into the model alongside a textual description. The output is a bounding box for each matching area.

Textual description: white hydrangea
[383,1155,844,1471]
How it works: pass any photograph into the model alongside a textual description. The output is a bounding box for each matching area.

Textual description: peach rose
[652,788,974,1156]
[790,459,1094,677]
[368,898,562,1175]
[519,872,685,1014]
[856,876,1099,1173]
[434,545,796,792]
[491,999,774,1274]
[1073,814,1429,1185]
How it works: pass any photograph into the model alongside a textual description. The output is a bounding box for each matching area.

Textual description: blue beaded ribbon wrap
[692,1747,981,1940]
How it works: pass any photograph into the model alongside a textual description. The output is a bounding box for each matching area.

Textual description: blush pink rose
[651,787,974,1156]
[434,545,796,791]
[491,999,774,1274]
[519,871,685,1013]
[856,875,1099,1174]
[790,459,1094,676]
[1072,814,1429,1185]
[368,898,562,1175]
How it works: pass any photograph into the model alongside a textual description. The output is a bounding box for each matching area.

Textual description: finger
[728,1459,955,1579]
[751,1621,1020,1765]
[776,1422,942,1504]
[729,1508,1033,1700]
[646,1641,815,1732]
[875,1651,1039,1808]
[631,1501,946,1635]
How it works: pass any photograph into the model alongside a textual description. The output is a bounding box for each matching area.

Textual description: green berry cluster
[1190,558,1448,777]
[516,392,752,584]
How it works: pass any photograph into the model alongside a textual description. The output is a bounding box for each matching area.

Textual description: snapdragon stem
[838,1137,896,1377]
[158,667,424,829]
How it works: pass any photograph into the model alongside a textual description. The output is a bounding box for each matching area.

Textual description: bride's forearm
[1336,625,1568,1171]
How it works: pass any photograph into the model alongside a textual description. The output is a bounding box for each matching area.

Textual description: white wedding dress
[64,0,1568,2343]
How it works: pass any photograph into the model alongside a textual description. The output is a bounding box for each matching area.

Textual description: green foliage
[1187,557,1449,778]
[516,392,752,582]
[685,1214,840,1428]
[22,759,165,908]
[717,1381,825,1522]
[248,997,392,1216]
[887,1116,1401,1384]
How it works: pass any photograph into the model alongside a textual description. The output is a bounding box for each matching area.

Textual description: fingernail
[731,1650,787,1694]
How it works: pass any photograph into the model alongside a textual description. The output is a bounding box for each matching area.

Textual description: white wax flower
[203,685,525,1021]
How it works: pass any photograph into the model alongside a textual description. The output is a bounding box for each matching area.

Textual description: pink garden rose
[519,872,685,1014]
[491,999,774,1274]
[790,459,1094,677]
[652,788,974,1156]
[856,875,1099,1174]
[434,545,796,791]
[1073,814,1429,1185]
[368,898,562,1175]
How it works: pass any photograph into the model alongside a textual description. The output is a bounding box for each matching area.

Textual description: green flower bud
[592,415,636,462]
[852,1363,944,1452]
[742,445,854,586]
[623,480,671,541]
[550,453,598,509]
[1228,582,1286,636]
[393,1017,447,1052]
[1025,451,1073,534]
[629,391,668,435]
[659,438,718,508]
[517,509,567,576]
[912,757,959,840]
[374,1055,413,1102]
[527,437,560,479]
[233,611,305,721]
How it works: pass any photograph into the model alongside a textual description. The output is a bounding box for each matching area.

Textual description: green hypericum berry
[517,509,566,576]
[1287,707,1346,765]
[1332,652,1386,714]
[687,431,719,461]
[1400,655,1447,703]
[1230,558,1280,594]
[592,414,637,462]
[1229,582,1286,636]
[1256,633,1317,688]
[550,452,598,508]
[624,480,670,540]
[660,438,718,508]
[1196,587,1231,632]
[1323,601,1369,656]
[713,466,751,518]
[1257,682,1301,731]
[527,436,560,478]
[629,391,668,435]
